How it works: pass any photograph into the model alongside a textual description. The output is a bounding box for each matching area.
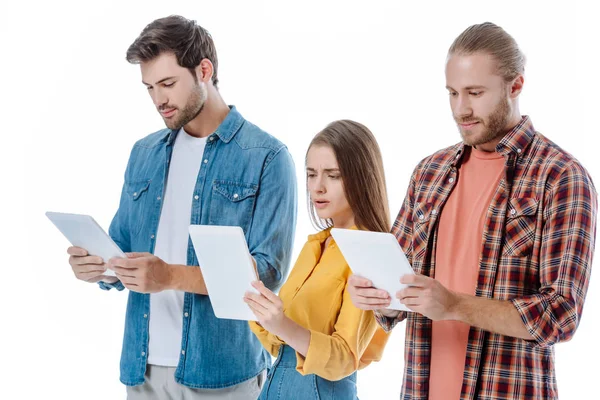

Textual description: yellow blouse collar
[307,225,358,244]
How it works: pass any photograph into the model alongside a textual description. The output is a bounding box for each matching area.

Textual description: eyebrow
[446,85,487,91]
[142,76,177,86]
[306,167,340,173]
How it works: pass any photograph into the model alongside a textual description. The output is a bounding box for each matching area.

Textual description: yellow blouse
[249,227,389,381]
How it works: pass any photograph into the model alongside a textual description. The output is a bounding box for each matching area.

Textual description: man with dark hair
[67,15,297,399]
[348,22,597,399]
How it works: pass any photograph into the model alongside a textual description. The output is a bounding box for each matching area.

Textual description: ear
[509,75,524,98]
[195,58,214,85]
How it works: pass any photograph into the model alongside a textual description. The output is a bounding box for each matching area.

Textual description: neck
[476,111,523,152]
[184,86,230,138]
[332,215,355,229]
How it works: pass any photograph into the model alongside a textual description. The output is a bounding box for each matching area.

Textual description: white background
[1,1,598,399]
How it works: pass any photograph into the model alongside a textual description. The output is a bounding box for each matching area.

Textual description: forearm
[450,293,534,340]
[276,317,311,357]
[169,264,208,295]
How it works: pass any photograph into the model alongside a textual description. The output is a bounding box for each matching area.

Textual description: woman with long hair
[245,120,391,399]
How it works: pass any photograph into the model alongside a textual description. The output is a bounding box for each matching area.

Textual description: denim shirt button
[143,314,148,318]
[184,312,189,317]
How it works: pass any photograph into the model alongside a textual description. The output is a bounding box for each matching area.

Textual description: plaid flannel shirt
[376,116,597,399]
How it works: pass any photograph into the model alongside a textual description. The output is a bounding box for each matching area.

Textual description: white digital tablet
[330,228,415,312]
[45,211,125,277]
[188,225,259,321]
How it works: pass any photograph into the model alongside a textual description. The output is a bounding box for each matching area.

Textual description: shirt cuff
[373,310,405,332]
[511,295,553,347]
[295,330,332,377]
[98,280,125,291]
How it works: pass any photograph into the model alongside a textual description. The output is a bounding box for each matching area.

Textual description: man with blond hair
[348,22,597,399]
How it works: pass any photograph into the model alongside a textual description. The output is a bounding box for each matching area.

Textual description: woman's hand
[244,281,288,336]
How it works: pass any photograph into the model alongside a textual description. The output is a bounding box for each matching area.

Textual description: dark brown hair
[126,15,219,87]
[448,22,525,82]
[307,120,390,233]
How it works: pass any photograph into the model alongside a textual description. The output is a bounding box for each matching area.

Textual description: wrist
[275,315,292,337]
[275,315,295,339]
[166,263,180,291]
[446,292,466,321]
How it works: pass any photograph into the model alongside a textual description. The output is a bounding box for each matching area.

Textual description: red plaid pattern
[376,116,597,399]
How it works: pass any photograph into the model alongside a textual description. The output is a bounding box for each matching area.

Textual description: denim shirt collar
[164,105,244,145]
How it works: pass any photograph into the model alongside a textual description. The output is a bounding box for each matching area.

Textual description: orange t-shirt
[428,146,505,400]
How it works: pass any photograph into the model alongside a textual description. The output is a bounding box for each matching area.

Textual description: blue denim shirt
[100,106,297,388]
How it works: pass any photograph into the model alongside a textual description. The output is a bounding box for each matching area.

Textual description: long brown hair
[306,120,390,233]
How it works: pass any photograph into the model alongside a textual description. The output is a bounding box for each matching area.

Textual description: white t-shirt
[148,128,207,366]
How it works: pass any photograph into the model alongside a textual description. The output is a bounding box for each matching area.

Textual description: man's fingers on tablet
[67,246,88,256]
[119,278,139,290]
[70,255,103,266]
[73,263,106,274]
[359,288,389,299]
[361,296,391,306]
[349,275,372,288]
[87,256,104,265]
[77,270,105,282]
[69,255,86,266]
[113,268,136,278]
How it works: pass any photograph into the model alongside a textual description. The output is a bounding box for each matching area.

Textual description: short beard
[459,92,511,147]
[164,83,207,130]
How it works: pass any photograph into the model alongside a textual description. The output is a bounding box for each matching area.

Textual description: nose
[453,94,472,120]
[152,88,168,109]
[316,174,327,194]
[309,174,326,195]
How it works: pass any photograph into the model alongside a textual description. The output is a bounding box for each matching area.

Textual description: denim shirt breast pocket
[124,180,151,238]
[209,180,259,235]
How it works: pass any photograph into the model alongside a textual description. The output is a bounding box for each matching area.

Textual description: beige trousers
[126,365,265,400]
